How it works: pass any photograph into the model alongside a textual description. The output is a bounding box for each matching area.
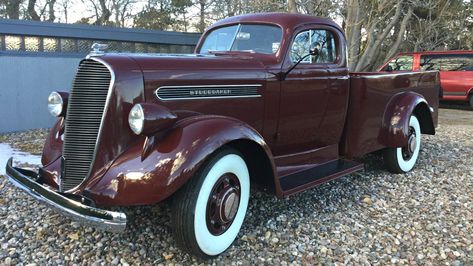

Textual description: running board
[279,159,364,197]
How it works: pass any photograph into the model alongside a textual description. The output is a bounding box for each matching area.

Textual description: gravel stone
[0,108,472,264]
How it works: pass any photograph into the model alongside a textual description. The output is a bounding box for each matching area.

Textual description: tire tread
[383,115,420,174]
[171,147,239,259]
[383,147,404,173]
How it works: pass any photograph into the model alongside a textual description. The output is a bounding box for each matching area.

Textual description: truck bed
[341,71,440,158]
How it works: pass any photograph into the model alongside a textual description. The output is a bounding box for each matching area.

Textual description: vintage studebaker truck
[6,13,439,258]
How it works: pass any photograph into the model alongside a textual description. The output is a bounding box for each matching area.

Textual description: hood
[126,52,268,71]
[129,54,269,122]
[76,53,268,192]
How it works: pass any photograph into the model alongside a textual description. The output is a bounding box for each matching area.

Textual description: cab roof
[395,50,473,56]
[207,12,343,33]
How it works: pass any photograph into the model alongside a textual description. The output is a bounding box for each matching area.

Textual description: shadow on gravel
[439,101,472,111]
[98,152,390,263]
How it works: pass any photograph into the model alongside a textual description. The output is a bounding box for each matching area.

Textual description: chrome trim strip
[155,84,262,101]
[63,57,116,193]
[158,95,262,101]
[443,92,467,96]
[332,75,350,80]
[6,158,126,232]
[229,24,242,50]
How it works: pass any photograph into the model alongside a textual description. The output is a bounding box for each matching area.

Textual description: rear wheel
[469,94,473,109]
[383,115,421,173]
[171,148,250,258]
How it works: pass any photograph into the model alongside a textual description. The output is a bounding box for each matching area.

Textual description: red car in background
[379,51,473,108]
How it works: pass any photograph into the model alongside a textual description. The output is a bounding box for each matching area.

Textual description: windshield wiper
[207,50,255,54]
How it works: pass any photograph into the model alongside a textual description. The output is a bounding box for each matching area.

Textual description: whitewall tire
[384,115,421,173]
[171,148,250,258]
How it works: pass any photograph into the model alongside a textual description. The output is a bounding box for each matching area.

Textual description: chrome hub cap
[402,127,417,160]
[206,173,241,235]
[221,189,240,222]
[408,134,417,154]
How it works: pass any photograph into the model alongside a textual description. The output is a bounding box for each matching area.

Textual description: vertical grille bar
[62,59,111,191]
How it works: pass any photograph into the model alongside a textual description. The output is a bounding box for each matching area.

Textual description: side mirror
[279,44,321,81]
[309,44,320,56]
[385,65,393,72]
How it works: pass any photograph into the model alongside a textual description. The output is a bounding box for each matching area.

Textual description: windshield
[199,24,283,55]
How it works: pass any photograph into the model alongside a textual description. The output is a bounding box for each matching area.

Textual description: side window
[421,54,473,71]
[385,56,413,71]
[290,29,337,64]
[291,31,310,63]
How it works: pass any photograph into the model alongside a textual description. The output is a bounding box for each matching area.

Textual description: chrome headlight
[128,103,177,136]
[128,104,145,135]
[48,91,64,117]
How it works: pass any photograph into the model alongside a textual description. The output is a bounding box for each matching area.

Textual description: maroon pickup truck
[6,13,439,258]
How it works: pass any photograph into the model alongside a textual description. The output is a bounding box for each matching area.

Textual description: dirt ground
[438,102,473,127]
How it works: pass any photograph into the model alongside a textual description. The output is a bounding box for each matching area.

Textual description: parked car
[5,13,439,258]
[378,50,473,108]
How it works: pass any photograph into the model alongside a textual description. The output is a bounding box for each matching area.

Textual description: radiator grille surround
[61,59,112,192]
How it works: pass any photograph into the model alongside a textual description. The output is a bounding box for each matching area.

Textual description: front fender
[85,115,274,206]
[378,91,432,148]
[41,118,64,166]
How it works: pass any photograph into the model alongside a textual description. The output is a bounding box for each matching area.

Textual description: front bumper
[4,158,126,233]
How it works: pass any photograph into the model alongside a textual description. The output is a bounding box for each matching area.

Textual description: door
[274,27,348,156]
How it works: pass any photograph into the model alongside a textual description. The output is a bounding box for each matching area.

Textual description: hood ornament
[88,43,108,57]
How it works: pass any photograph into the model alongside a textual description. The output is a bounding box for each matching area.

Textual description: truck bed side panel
[341,71,439,158]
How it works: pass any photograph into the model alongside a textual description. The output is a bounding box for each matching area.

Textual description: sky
[50,0,200,29]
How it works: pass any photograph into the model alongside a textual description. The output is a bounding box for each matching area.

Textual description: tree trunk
[288,0,297,13]
[355,1,403,71]
[345,0,363,71]
[27,0,41,20]
[62,0,68,23]
[198,0,206,32]
[381,7,413,65]
[95,0,111,25]
[6,0,22,19]
[113,1,120,26]
[48,0,56,21]
[183,12,188,32]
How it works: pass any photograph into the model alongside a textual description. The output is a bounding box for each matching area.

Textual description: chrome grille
[62,59,111,191]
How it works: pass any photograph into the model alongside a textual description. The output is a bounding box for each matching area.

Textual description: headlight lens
[128,104,145,135]
[48,91,63,117]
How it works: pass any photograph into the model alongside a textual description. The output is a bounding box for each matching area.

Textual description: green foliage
[134,7,174,30]
[0,1,6,18]
[75,17,92,25]
[133,0,191,30]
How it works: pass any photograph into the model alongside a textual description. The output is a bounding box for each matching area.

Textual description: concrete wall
[0,55,81,132]
[0,19,200,133]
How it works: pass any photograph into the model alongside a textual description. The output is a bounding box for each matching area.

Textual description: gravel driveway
[1,108,472,265]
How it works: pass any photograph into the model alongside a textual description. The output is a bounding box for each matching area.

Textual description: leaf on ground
[68,232,80,240]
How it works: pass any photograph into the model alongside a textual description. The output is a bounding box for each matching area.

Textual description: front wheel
[383,115,421,173]
[171,148,250,258]
[469,95,473,109]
